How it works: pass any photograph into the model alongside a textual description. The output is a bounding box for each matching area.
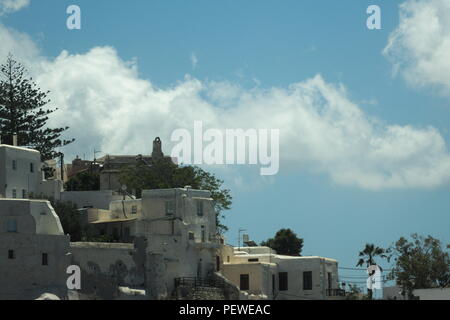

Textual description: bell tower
[152,137,164,159]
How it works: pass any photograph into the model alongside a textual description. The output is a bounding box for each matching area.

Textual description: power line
[339,266,393,271]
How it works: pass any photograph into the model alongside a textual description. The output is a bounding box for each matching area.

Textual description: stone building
[96,137,175,192]
[0,199,71,300]
[85,187,221,297]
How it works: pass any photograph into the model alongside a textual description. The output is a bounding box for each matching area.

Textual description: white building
[413,288,450,300]
[0,144,63,200]
[86,187,221,297]
[60,190,126,210]
[0,199,71,299]
[218,246,344,300]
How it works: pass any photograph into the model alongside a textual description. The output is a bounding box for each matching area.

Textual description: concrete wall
[221,263,276,298]
[69,242,146,300]
[69,239,169,300]
[0,199,71,300]
[60,190,123,209]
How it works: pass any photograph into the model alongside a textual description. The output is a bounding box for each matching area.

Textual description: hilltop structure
[0,139,344,300]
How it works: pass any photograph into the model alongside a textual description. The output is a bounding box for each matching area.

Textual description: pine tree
[0,54,74,160]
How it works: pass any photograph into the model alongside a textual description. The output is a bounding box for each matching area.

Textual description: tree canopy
[0,54,73,160]
[387,234,450,298]
[65,170,100,191]
[261,228,304,256]
[356,243,387,268]
[119,158,232,233]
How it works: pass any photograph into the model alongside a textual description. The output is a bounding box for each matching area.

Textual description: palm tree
[356,243,386,300]
[356,243,386,268]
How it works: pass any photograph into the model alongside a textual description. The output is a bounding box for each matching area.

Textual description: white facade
[0,144,63,200]
[219,246,343,300]
[87,187,220,297]
[60,190,126,210]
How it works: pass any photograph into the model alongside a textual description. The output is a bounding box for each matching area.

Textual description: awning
[90,218,137,224]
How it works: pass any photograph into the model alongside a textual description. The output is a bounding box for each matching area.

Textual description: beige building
[0,199,71,300]
[218,246,344,300]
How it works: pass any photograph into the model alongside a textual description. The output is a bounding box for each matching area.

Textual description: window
[201,226,206,243]
[8,250,15,259]
[272,275,276,295]
[279,272,288,291]
[12,160,17,170]
[30,163,34,173]
[240,274,249,291]
[22,189,27,199]
[188,232,195,240]
[131,205,137,214]
[328,272,332,290]
[248,258,259,262]
[12,189,17,199]
[7,219,17,233]
[196,200,204,216]
[303,271,313,290]
[165,200,175,215]
[42,253,48,266]
[216,256,220,272]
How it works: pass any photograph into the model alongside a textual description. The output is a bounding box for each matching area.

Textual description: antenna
[238,228,246,251]
[93,148,101,162]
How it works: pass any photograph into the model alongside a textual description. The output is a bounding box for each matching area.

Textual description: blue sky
[1,0,450,289]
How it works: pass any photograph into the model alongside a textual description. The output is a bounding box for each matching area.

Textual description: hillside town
[0,136,346,300]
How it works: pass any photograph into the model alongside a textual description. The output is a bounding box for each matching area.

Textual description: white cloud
[2,24,450,190]
[384,0,450,96]
[0,0,30,15]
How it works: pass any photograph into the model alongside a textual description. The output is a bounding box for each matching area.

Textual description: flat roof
[0,144,40,153]
[0,198,49,203]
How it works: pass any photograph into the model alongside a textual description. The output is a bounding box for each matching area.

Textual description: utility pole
[59,153,64,182]
[94,148,101,162]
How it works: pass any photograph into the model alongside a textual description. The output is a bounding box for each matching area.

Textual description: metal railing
[326,288,346,297]
[174,277,227,289]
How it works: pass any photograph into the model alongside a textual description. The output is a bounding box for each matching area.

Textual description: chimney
[13,135,18,146]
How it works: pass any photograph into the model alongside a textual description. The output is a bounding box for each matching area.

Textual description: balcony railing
[174,277,227,289]
[326,289,346,297]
